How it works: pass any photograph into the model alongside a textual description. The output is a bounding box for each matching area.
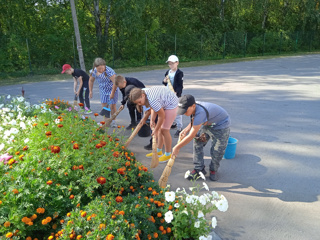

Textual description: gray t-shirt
[193,101,230,129]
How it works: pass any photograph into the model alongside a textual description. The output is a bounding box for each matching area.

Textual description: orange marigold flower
[148,187,152,191]
[45,131,52,136]
[12,189,19,194]
[125,161,130,167]
[57,124,63,128]
[36,208,45,214]
[97,176,106,185]
[73,143,79,149]
[69,195,74,199]
[159,226,164,231]
[166,227,171,233]
[72,165,79,170]
[100,121,105,125]
[119,211,125,215]
[113,151,119,158]
[26,237,32,240]
[94,113,99,116]
[99,223,106,230]
[51,145,60,153]
[6,232,13,238]
[15,151,20,155]
[153,232,158,238]
[106,234,115,240]
[67,213,71,217]
[3,221,10,227]
[33,123,38,126]
[76,235,82,239]
[78,103,84,107]
[142,167,148,172]
[47,180,53,185]
[157,213,162,218]
[117,168,125,175]
[46,167,51,171]
[111,215,116,219]
[46,217,52,222]
[115,196,123,203]
[23,146,28,151]
[81,211,87,217]
[42,219,48,225]
[60,219,65,224]
[52,223,57,230]
[96,143,102,149]
[130,152,134,156]
[78,165,84,170]
[48,236,54,240]
[44,123,49,126]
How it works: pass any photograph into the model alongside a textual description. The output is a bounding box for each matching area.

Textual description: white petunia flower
[24,138,30,143]
[184,170,190,179]
[199,236,207,240]
[7,94,11,99]
[211,191,219,199]
[9,119,17,125]
[182,210,188,215]
[8,113,14,118]
[189,187,196,192]
[174,203,180,208]
[199,171,206,180]
[186,195,192,204]
[194,220,200,228]
[216,197,228,212]
[164,211,174,223]
[10,128,19,134]
[17,96,24,102]
[199,195,207,205]
[55,119,60,124]
[0,143,5,151]
[20,122,26,130]
[190,195,199,205]
[211,217,217,228]
[207,236,213,240]
[165,191,175,202]
[197,210,204,218]
[176,187,180,192]
[203,182,209,191]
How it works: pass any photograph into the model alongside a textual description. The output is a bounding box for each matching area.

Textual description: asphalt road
[1,54,320,240]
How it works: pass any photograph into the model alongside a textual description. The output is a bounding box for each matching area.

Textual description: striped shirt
[143,86,178,112]
[91,65,119,104]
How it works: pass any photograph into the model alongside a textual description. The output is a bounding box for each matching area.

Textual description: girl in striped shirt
[89,58,119,127]
[129,86,179,162]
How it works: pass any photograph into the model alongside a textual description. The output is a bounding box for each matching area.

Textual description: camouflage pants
[193,126,230,172]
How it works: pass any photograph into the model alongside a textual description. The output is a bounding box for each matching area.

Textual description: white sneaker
[111,121,117,128]
[84,109,92,115]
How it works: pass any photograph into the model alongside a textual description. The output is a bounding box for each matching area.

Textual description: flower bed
[0,95,228,240]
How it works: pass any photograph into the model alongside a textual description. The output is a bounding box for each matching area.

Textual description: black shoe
[171,123,177,129]
[144,142,152,150]
[126,123,137,130]
[174,129,181,138]
[187,167,207,181]
[209,171,218,181]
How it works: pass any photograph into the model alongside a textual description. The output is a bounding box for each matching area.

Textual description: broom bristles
[158,156,176,188]
[150,134,159,168]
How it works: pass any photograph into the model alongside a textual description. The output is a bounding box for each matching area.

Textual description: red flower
[57,124,63,128]
[78,165,84,170]
[51,145,60,154]
[100,121,105,125]
[46,167,51,171]
[72,165,79,170]
[113,151,119,158]
[78,103,84,107]
[69,195,74,199]
[97,176,106,185]
[22,146,28,151]
[117,168,125,175]
[73,143,79,149]
[100,141,107,146]
[115,196,123,203]
[47,180,53,185]
[46,131,52,136]
[95,143,102,149]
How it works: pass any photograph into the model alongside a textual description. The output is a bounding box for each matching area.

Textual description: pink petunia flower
[0,153,13,164]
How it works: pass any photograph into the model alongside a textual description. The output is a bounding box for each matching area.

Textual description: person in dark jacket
[162,55,184,138]
[115,75,145,130]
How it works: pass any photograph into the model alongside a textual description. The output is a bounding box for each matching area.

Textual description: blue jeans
[193,126,230,172]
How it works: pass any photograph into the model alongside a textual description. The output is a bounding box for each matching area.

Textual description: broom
[124,110,151,148]
[158,137,182,188]
[166,76,175,93]
[73,94,78,107]
[150,128,159,168]
[105,105,124,127]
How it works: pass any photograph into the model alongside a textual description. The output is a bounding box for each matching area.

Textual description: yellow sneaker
[159,154,171,163]
[146,151,163,157]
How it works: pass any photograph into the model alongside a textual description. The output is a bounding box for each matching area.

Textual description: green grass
[1,51,319,87]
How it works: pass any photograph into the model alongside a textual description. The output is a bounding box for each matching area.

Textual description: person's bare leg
[161,129,172,153]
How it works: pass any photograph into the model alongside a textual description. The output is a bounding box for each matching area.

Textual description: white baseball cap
[166,55,179,63]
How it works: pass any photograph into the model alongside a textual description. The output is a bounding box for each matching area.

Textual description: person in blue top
[162,55,184,138]
[115,75,145,130]
[61,64,92,114]
[171,94,231,181]
[89,58,119,127]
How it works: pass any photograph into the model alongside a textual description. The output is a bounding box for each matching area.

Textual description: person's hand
[110,93,114,99]
[150,120,156,129]
[74,90,77,95]
[76,91,80,96]
[163,77,168,83]
[172,146,180,157]
[151,128,159,137]
[89,92,93,99]
[119,105,125,111]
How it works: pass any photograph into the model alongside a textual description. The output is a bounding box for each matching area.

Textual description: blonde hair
[91,58,107,77]
[129,88,148,112]
[115,75,126,87]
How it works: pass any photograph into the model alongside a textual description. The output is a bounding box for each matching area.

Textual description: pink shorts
[161,107,178,130]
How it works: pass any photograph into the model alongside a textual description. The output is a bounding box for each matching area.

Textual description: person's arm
[152,108,165,136]
[162,71,168,86]
[73,77,78,95]
[89,76,95,98]
[172,123,202,157]
[109,74,117,99]
[77,76,83,96]
[174,71,184,97]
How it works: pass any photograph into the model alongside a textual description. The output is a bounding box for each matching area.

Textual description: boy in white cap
[162,55,184,138]
[171,94,231,181]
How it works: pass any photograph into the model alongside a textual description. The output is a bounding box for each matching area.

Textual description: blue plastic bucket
[223,137,238,159]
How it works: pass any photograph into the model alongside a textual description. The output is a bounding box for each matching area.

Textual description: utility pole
[70,0,86,71]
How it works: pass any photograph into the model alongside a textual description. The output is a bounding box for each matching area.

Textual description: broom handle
[105,105,124,127]
[125,110,150,148]
[166,76,175,93]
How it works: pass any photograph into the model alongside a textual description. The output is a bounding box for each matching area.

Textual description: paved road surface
[1,54,320,240]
